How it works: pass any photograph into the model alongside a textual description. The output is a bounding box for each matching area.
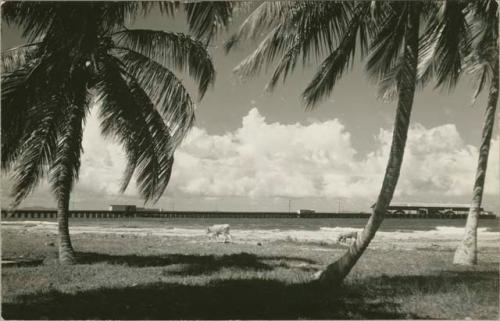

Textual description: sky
[1,4,499,213]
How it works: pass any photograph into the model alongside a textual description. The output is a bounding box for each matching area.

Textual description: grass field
[1,226,499,320]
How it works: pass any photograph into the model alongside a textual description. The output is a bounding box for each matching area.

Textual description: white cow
[337,231,358,244]
[207,224,232,242]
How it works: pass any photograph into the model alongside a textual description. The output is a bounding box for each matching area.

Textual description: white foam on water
[1,220,58,226]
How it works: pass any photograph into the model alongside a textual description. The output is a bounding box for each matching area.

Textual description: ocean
[59,217,500,232]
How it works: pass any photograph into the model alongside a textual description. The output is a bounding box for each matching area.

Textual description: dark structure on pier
[376,202,493,218]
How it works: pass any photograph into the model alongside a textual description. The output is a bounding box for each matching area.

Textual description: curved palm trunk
[318,6,421,286]
[57,192,76,264]
[453,48,499,265]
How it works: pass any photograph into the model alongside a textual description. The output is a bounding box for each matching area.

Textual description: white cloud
[397,124,499,197]
[164,108,498,201]
[169,108,359,198]
[4,107,497,210]
[77,114,134,196]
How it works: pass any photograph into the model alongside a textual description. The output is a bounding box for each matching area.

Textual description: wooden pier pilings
[0,209,497,220]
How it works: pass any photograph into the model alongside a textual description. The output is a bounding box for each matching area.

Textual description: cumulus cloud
[386,124,499,198]
[165,108,498,201]
[3,107,497,210]
[169,108,359,198]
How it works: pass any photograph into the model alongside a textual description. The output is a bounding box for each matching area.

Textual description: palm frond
[266,2,360,91]
[377,55,406,101]
[1,69,31,171]
[127,79,175,200]
[470,63,490,104]
[112,47,195,150]
[1,1,57,42]
[9,94,66,207]
[1,60,54,171]
[390,4,421,100]
[419,1,470,90]
[184,2,234,45]
[113,29,215,97]
[466,0,498,102]
[230,2,351,81]
[224,2,292,53]
[365,3,407,82]
[302,10,365,108]
[461,0,498,101]
[4,48,89,205]
[233,25,295,79]
[95,54,174,202]
[49,95,89,201]
[100,2,176,30]
[294,2,353,63]
[266,39,302,91]
[1,43,40,73]
[371,2,423,102]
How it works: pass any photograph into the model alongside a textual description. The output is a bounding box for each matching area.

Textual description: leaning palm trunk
[454,52,499,265]
[318,7,421,286]
[57,193,76,264]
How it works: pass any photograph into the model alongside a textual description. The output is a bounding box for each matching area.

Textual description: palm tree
[452,0,499,265]
[1,1,233,264]
[419,0,499,265]
[226,1,427,285]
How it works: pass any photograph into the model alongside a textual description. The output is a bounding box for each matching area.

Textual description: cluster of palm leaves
[1,1,497,285]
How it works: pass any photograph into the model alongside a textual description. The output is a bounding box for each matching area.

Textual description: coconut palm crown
[1,1,233,263]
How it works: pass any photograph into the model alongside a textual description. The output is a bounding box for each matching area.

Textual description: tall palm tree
[419,0,499,265]
[1,1,233,264]
[226,1,427,285]
[452,0,499,265]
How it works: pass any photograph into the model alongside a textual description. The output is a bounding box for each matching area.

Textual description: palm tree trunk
[57,192,76,264]
[453,48,499,265]
[318,6,421,286]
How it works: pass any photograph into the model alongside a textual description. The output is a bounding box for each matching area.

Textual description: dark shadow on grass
[77,251,274,275]
[76,251,319,276]
[78,251,317,266]
[0,252,272,273]
[1,278,405,320]
[1,251,319,276]
[3,269,496,319]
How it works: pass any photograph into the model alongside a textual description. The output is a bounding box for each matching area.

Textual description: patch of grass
[348,271,499,319]
[2,277,408,320]
[1,228,498,319]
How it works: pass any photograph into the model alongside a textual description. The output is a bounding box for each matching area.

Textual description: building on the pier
[370,202,490,216]
[136,207,160,212]
[109,205,137,212]
[296,209,316,215]
[108,205,160,212]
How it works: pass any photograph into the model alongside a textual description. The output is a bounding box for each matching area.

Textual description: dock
[0,209,497,219]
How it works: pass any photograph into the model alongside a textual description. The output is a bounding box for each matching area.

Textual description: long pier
[0,209,497,219]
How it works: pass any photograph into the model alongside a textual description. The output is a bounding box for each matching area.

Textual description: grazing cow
[207,224,232,242]
[337,231,358,244]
